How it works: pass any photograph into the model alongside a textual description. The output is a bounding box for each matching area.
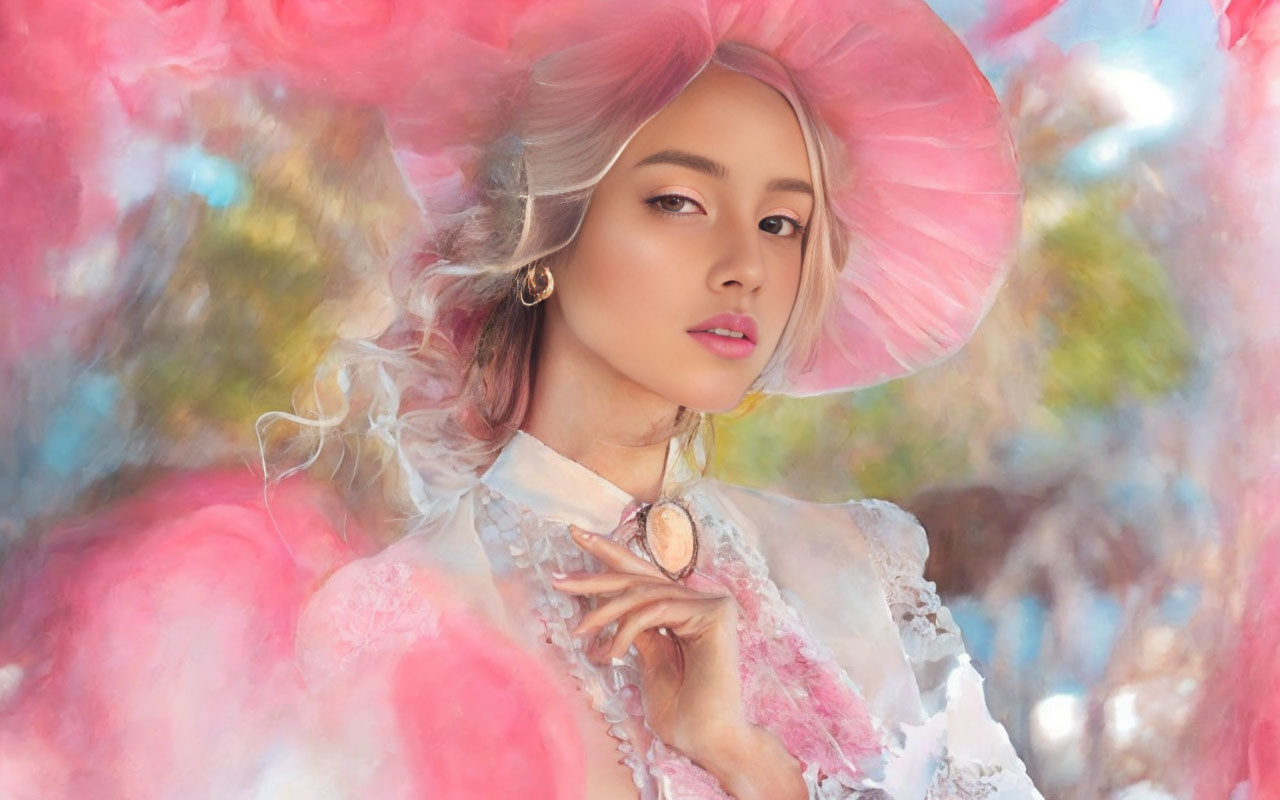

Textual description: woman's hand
[553,524,740,753]
[552,524,806,800]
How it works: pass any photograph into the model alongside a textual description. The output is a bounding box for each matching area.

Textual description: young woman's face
[546,66,813,413]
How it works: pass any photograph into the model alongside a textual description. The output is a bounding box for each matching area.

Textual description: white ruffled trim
[850,500,1043,800]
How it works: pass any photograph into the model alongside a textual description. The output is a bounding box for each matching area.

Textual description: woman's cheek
[563,236,660,357]
[771,257,803,338]
[598,231,683,322]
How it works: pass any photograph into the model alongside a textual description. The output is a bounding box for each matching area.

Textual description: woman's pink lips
[687,313,758,360]
[688,313,757,342]
[688,331,757,359]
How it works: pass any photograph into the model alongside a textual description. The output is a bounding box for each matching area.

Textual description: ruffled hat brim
[735,0,1022,394]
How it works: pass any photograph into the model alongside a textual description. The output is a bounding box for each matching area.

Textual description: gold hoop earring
[516,263,554,307]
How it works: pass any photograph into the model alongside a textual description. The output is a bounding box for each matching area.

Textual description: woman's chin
[670,381,753,415]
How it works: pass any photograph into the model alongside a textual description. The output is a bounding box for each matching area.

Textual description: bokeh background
[3,1,1278,797]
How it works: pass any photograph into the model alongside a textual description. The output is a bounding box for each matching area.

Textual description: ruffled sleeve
[847,500,1042,800]
[702,483,1041,799]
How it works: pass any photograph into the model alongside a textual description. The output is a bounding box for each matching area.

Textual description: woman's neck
[520,319,679,506]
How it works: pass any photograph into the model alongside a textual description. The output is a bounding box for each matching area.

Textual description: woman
[297,1,1037,797]
[1,1,1036,798]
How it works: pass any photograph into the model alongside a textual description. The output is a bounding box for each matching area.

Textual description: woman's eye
[647,194,701,215]
[760,215,803,237]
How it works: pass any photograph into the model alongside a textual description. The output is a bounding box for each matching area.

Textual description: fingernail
[550,571,567,580]
[569,526,592,539]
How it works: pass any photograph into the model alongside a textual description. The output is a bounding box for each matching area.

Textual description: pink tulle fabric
[1,0,1019,395]
[0,470,583,800]
[636,561,881,797]
[697,560,882,787]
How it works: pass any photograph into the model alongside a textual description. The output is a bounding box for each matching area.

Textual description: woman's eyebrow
[635,149,727,179]
[768,177,813,196]
[635,149,813,196]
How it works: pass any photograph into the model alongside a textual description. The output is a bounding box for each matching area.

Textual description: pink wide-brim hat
[6,0,1016,396]
[385,0,1022,396]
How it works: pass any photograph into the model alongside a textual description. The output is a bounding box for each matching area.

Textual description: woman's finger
[571,581,698,636]
[595,596,722,662]
[551,571,668,596]
[568,524,665,579]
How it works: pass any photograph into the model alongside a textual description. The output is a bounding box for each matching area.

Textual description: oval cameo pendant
[636,499,699,581]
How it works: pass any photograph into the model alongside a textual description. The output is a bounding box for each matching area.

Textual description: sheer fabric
[338,431,1042,799]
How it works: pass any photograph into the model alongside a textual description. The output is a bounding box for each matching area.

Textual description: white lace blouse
[355,431,1042,799]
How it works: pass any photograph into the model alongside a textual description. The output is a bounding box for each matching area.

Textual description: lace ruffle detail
[688,486,884,795]
[925,756,1006,799]
[474,486,657,798]
[807,768,898,800]
[851,500,962,667]
[846,500,1041,799]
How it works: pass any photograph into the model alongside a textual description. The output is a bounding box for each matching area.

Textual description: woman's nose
[707,220,768,295]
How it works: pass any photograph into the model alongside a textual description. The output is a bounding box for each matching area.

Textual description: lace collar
[479,430,692,533]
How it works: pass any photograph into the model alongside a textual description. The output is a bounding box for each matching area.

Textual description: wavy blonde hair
[263,33,848,531]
